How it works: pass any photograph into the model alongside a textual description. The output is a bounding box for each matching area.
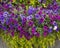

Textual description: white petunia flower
[53,26,57,30]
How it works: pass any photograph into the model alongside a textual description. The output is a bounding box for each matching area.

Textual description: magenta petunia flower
[3,3,9,9]
[31,27,37,34]
[28,20,34,27]
[19,31,25,38]
[56,15,60,21]
[38,11,42,15]
[35,32,40,37]
[43,25,49,31]
[43,31,48,37]
[18,26,23,31]
[39,18,44,24]
[11,31,14,37]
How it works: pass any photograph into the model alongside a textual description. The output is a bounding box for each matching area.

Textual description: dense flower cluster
[0,0,60,48]
[0,0,60,40]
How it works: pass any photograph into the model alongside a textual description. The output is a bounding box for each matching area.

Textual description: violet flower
[28,9,33,15]
[56,28,59,32]
[24,32,32,40]
[9,24,14,30]
[2,26,7,31]
[26,15,33,20]
[22,17,27,22]
[1,20,5,24]
[21,17,27,26]
[5,19,10,25]
[48,26,53,33]
[53,21,57,26]
[3,11,9,17]
[0,24,2,28]
[35,14,40,19]
[0,7,3,11]
[8,3,12,8]
[28,6,36,15]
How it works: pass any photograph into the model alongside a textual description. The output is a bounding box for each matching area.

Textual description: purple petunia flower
[56,15,60,21]
[49,14,56,21]
[19,32,23,38]
[8,3,12,8]
[39,18,44,24]
[35,32,40,37]
[28,9,33,15]
[11,31,14,37]
[18,26,23,31]
[28,6,36,15]
[0,15,5,23]
[56,28,59,32]
[14,23,19,28]
[20,14,26,20]
[3,3,8,9]
[22,17,27,22]
[48,26,53,33]
[0,7,3,11]
[35,14,40,19]
[28,20,34,27]
[53,21,57,26]
[43,31,48,37]
[24,32,32,40]
[3,11,9,17]
[9,24,14,30]
[38,11,42,15]
[2,26,7,31]
[43,25,49,31]
[1,20,5,24]
[5,19,10,25]
[31,26,37,34]
[0,24,3,28]
[26,15,33,20]
[19,30,25,38]
[28,6,34,15]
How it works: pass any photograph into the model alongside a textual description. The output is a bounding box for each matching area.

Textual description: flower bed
[0,0,60,48]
